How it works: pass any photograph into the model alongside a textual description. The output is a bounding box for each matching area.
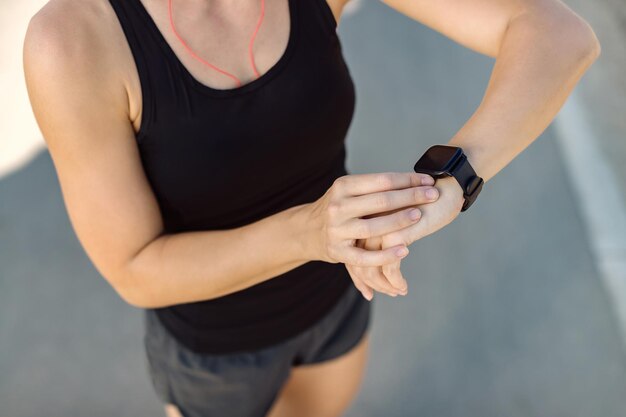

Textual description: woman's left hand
[346,176,465,300]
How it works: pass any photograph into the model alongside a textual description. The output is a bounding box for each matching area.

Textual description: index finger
[334,172,434,198]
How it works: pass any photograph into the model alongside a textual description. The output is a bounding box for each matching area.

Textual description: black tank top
[108,0,357,354]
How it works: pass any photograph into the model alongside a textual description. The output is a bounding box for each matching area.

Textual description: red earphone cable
[168,0,265,88]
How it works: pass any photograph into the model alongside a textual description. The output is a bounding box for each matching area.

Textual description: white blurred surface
[0,0,48,179]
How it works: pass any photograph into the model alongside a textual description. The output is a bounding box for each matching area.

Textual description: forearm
[447,11,601,183]
[120,203,317,308]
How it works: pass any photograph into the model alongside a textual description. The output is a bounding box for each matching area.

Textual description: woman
[23,0,599,416]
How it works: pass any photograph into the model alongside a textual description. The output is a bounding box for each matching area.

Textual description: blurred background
[1,0,625,416]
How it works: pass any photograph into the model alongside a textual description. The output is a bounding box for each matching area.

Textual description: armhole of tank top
[132,48,154,146]
[107,0,154,146]
[313,0,339,33]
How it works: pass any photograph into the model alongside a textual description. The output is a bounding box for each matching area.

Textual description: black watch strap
[449,153,484,212]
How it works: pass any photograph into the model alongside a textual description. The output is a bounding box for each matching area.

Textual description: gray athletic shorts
[143,283,371,417]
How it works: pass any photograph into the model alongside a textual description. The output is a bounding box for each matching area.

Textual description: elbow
[115,284,154,309]
[111,241,167,309]
[515,6,601,63]
[549,10,602,64]
[584,30,601,62]
[567,17,601,63]
[107,268,158,309]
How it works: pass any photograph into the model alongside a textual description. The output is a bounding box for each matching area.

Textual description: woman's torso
[100,0,358,354]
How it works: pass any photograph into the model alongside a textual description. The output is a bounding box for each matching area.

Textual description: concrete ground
[1,0,625,416]
[562,0,626,205]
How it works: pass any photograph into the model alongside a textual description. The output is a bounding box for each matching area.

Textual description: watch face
[414,145,463,176]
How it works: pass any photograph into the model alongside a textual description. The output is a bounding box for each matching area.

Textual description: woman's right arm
[23,7,436,309]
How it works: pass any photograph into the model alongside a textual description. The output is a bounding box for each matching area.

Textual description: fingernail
[395,247,409,257]
[409,208,421,220]
[421,176,435,185]
[426,188,439,199]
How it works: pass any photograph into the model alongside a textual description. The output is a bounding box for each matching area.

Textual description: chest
[119,0,356,231]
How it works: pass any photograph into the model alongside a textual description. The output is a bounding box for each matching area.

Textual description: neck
[174,0,257,16]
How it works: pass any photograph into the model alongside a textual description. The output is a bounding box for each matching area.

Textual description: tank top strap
[311,0,339,32]
[107,0,160,142]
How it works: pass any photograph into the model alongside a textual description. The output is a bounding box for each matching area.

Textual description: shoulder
[25,0,115,58]
[24,0,126,90]
[24,0,130,123]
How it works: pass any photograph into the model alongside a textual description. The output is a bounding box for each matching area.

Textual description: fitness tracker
[413,144,484,212]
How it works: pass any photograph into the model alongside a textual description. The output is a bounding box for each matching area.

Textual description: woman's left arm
[381,0,601,184]
[349,0,601,298]
[388,0,599,233]
[421,0,601,183]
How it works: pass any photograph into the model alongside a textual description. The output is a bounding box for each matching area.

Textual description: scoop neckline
[133,0,299,98]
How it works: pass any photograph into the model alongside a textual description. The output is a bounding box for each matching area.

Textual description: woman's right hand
[306,171,440,267]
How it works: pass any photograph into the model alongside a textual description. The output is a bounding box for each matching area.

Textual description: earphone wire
[168,0,266,88]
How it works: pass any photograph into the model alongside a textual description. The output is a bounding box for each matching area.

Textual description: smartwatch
[413,144,484,212]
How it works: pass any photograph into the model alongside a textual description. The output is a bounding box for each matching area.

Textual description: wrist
[446,140,489,183]
[436,175,465,210]
[287,203,322,262]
